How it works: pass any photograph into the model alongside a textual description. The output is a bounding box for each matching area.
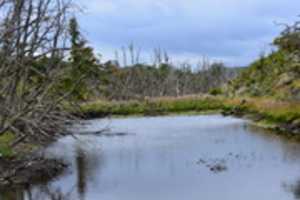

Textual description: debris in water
[196,158,228,173]
[209,163,227,173]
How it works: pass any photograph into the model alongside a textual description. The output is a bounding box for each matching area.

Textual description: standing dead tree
[0,0,79,146]
[274,19,300,54]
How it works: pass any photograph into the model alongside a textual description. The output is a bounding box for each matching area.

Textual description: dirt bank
[0,153,67,189]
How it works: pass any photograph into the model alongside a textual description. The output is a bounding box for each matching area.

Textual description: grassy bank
[80,96,228,117]
[224,98,300,123]
[80,96,300,136]
[223,98,300,138]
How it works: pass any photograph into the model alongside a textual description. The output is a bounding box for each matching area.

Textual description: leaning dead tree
[0,0,78,146]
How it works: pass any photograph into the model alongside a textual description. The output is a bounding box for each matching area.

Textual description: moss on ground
[0,132,15,158]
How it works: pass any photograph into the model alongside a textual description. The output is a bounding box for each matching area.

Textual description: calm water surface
[2,115,300,200]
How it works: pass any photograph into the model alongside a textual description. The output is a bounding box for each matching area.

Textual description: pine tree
[66,17,100,100]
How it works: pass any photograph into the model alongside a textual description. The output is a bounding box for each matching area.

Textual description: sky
[76,0,300,67]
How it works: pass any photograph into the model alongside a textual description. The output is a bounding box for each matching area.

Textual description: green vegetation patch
[80,96,228,117]
[0,132,15,158]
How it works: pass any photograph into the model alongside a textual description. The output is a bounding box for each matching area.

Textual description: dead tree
[129,43,135,65]
[0,0,79,146]
[121,46,127,67]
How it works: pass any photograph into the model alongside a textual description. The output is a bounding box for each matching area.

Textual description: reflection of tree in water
[35,186,74,200]
[282,180,300,199]
[0,143,103,200]
[293,182,300,199]
[31,146,103,200]
[247,125,300,163]
[76,148,87,200]
[75,145,104,200]
[39,140,104,200]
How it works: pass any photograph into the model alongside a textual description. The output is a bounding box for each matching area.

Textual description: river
[1,115,300,200]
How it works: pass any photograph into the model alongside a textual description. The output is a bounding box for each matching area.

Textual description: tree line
[99,60,239,100]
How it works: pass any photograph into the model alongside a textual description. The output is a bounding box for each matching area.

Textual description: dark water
[2,115,300,200]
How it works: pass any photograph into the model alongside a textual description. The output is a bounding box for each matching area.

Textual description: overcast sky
[77,0,300,66]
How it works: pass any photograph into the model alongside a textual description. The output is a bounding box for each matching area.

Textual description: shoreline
[0,154,68,189]
[0,136,69,189]
[2,96,300,189]
[80,96,300,140]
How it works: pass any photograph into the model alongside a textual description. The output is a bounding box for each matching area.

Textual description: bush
[209,88,223,96]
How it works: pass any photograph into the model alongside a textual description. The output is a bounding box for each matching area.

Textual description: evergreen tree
[66,17,101,100]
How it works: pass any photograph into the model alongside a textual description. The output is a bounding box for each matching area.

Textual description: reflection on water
[290,181,300,199]
[2,115,300,200]
[294,182,300,199]
[282,180,300,200]
[292,181,300,199]
[76,148,87,200]
[0,144,103,200]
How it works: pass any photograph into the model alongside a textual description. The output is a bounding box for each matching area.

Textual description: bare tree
[163,50,170,64]
[121,46,127,67]
[153,47,162,66]
[129,42,134,65]
[114,50,120,65]
[0,0,79,146]
[135,46,141,64]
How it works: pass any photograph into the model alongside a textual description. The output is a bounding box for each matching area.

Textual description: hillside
[226,21,300,100]
[227,51,300,100]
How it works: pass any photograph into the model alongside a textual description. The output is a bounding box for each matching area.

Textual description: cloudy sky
[77,0,300,66]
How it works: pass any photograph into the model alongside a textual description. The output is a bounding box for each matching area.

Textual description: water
[2,115,300,200]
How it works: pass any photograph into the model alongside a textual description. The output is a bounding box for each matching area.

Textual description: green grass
[80,96,228,117]
[80,96,300,131]
[236,98,300,124]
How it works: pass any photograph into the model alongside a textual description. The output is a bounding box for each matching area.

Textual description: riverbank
[0,156,67,188]
[79,96,226,117]
[222,98,300,140]
[80,96,300,139]
[1,95,300,188]
[0,133,68,188]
